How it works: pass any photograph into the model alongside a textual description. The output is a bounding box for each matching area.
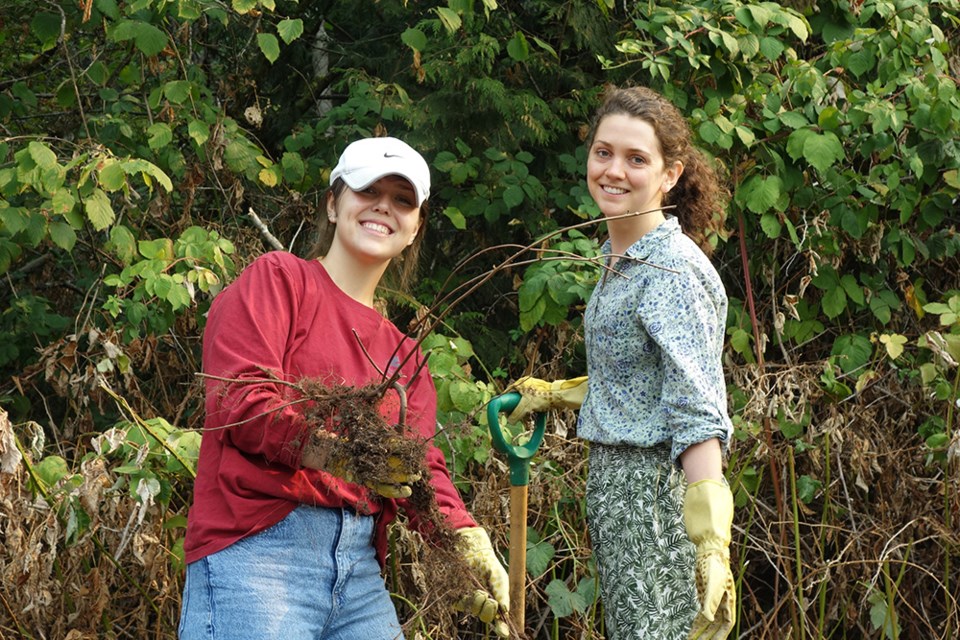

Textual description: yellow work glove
[683,479,737,640]
[506,376,588,422]
[331,455,422,499]
[302,432,421,499]
[454,527,510,638]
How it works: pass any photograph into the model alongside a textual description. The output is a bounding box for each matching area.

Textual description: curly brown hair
[586,86,729,256]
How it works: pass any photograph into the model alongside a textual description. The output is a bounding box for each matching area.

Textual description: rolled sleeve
[637,270,730,461]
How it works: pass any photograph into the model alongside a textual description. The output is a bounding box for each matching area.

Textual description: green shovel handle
[487,392,547,487]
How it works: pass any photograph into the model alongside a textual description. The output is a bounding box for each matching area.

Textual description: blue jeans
[178,505,404,640]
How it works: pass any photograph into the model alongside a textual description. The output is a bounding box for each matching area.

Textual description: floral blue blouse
[577,216,733,462]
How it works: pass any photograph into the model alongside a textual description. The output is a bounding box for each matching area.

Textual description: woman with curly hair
[510,86,737,639]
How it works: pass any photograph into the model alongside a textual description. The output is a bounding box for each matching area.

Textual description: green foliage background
[1,0,959,638]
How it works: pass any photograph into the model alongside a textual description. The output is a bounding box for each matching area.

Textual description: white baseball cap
[329,137,431,206]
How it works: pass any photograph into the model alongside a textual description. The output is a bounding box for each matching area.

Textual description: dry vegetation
[2,355,960,638]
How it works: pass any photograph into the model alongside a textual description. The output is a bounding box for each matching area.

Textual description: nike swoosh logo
[384,152,400,158]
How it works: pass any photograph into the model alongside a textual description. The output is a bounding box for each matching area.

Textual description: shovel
[487,392,547,635]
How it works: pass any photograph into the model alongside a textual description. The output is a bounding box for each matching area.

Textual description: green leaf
[84,188,115,231]
[224,139,259,173]
[109,225,138,265]
[96,0,120,19]
[745,4,772,26]
[448,380,482,413]
[435,7,462,33]
[738,34,760,59]
[401,28,427,52]
[698,121,722,145]
[188,119,210,146]
[147,123,173,150]
[177,0,202,19]
[503,185,524,208]
[442,206,467,230]
[869,290,899,324]
[545,579,587,618]
[277,18,303,44]
[796,475,822,503]
[49,221,77,251]
[821,285,847,319]
[28,141,58,170]
[34,455,70,490]
[51,189,75,215]
[122,159,173,192]
[99,160,126,191]
[739,174,783,214]
[0,239,20,275]
[164,80,191,104]
[817,106,842,131]
[0,206,29,235]
[281,152,304,183]
[802,131,844,173]
[23,211,46,247]
[531,36,558,59]
[786,128,814,161]
[167,282,192,310]
[232,0,258,13]
[507,32,530,61]
[869,587,901,638]
[846,47,876,78]
[139,238,174,260]
[520,295,546,331]
[786,15,809,40]
[831,334,872,374]
[760,211,782,238]
[759,36,784,60]
[840,274,864,305]
[729,328,754,363]
[257,33,280,64]
[735,125,756,146]
[524,532,554,577]
[110,20,168,57]
[30,12,61,50]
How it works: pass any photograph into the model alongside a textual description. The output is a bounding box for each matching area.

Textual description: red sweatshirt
[183,251,475,565]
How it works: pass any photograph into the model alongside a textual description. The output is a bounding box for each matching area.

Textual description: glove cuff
[551,376,588,409]
[683,479,734,547]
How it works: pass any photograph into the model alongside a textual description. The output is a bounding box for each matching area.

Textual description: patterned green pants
[586,442,698,640]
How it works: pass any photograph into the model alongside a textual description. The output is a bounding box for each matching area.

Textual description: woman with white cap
[179,137,509,639]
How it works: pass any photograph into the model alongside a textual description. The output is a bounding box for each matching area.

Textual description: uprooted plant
[200,365,515,635]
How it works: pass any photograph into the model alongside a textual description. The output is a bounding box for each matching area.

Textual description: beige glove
[302,431,421,499]
[454,527,510,638]
[683,479,737,640]
[506,376,588,422]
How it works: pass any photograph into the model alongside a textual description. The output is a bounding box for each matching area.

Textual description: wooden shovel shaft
[509,484,528,632]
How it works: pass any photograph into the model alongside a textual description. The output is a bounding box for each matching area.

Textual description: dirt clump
[295,377,503,632]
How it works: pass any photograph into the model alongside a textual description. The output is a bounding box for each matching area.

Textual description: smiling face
[326,175,423,266]
[587,113,683,228]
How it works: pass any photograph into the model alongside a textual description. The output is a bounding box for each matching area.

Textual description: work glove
[683,479,737,640]
[330,455,421,499]
[454,527,510,638]
[302,431,422,499]
[506,376,588,422]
